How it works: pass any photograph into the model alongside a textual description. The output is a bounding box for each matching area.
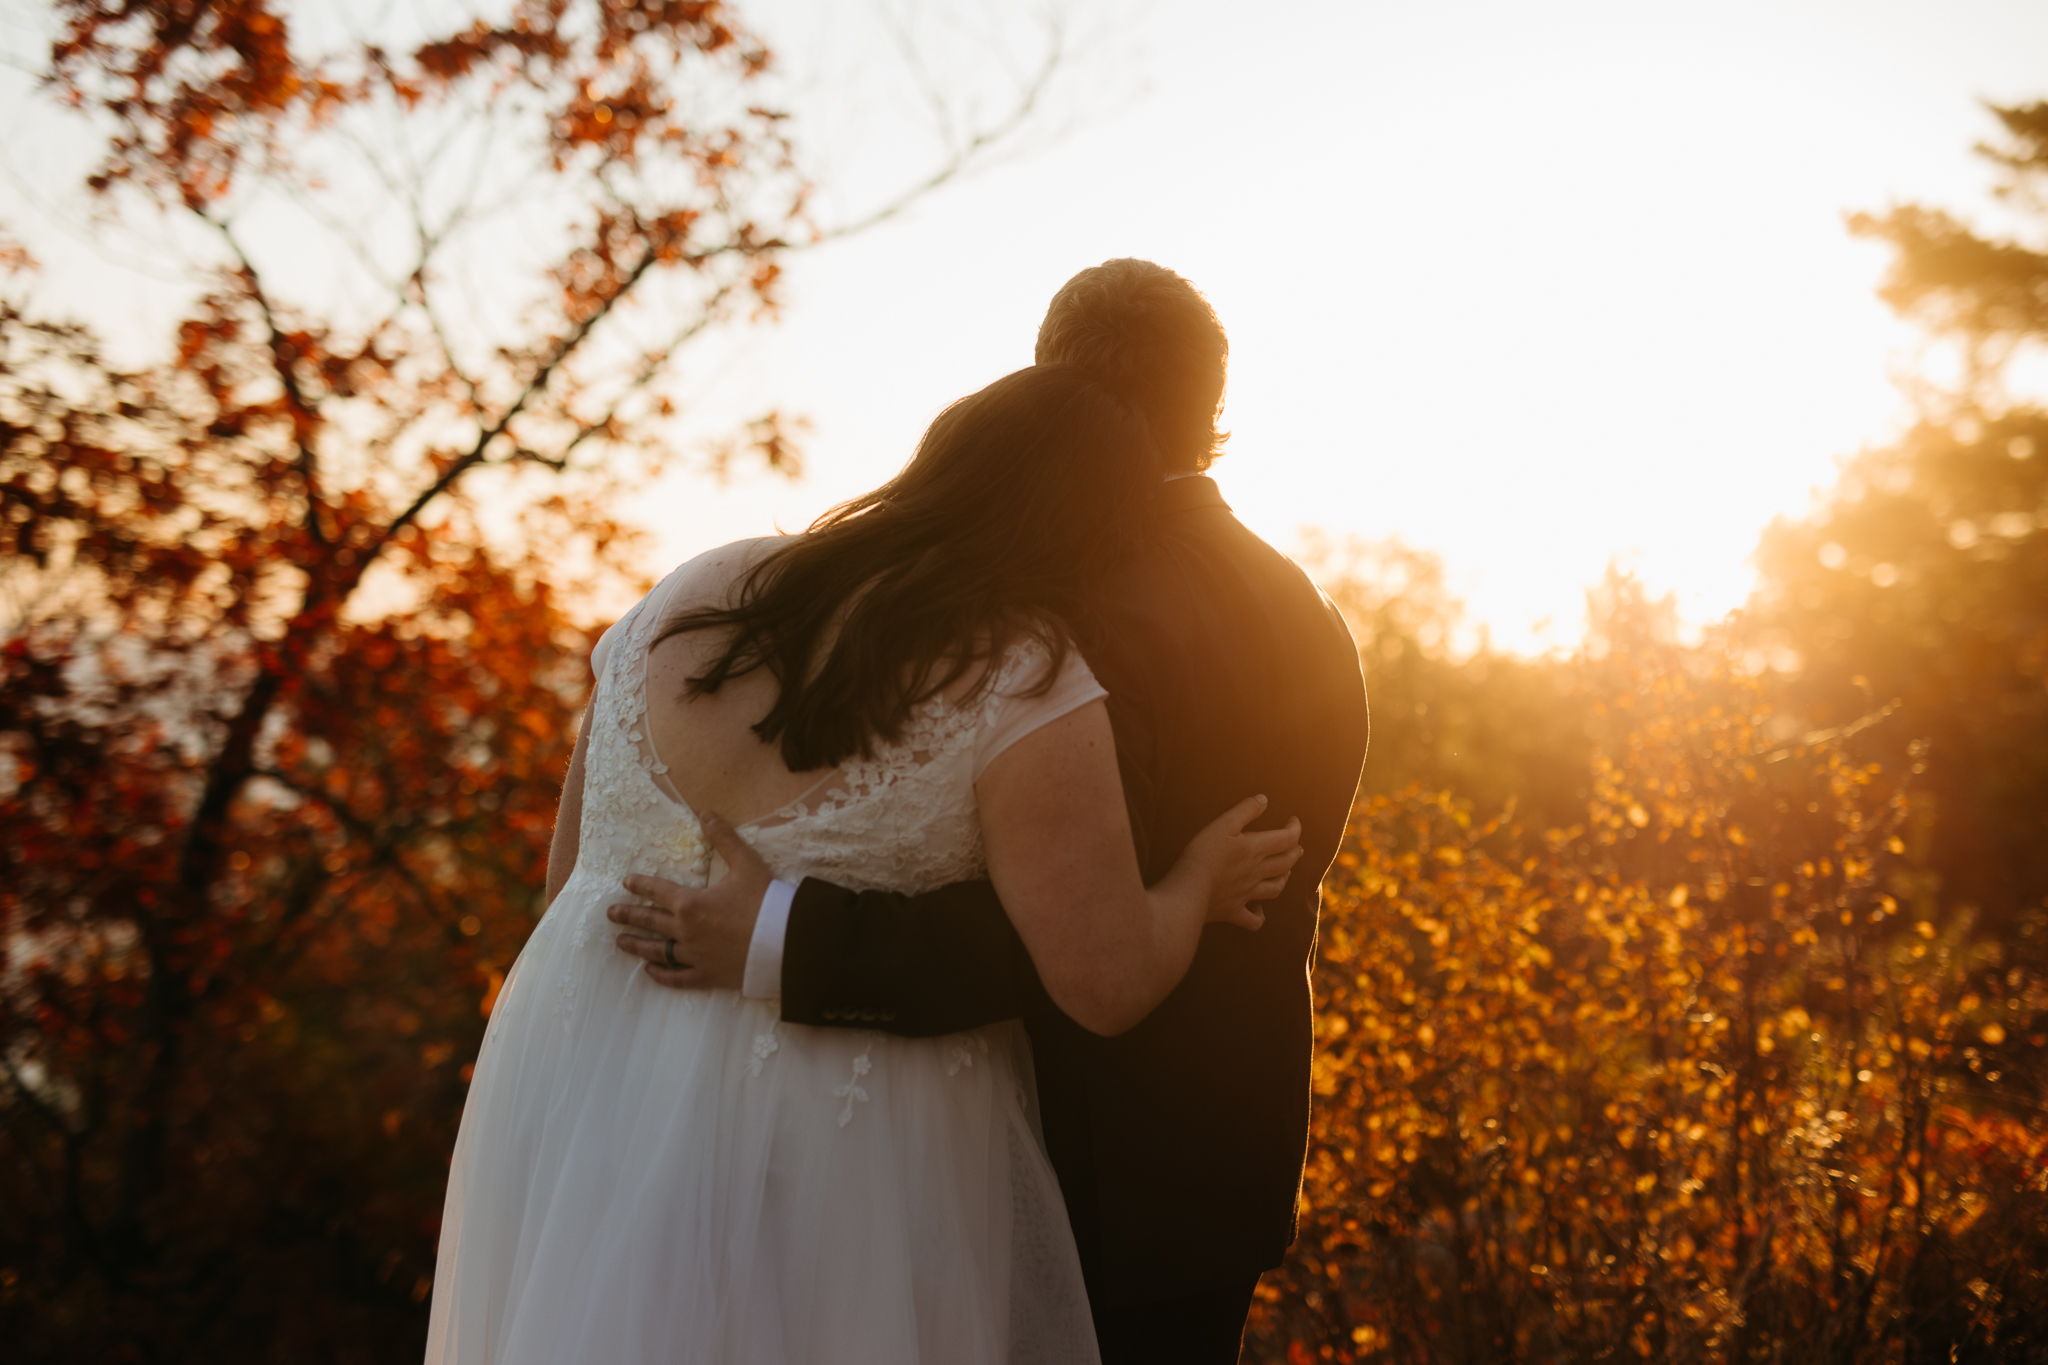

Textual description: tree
[0,2,1060,1357]
[1748,102,2048,988]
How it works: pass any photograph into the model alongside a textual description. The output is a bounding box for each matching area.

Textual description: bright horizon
[5,0,2046,651]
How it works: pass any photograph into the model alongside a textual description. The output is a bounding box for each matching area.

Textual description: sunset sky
[4,0,2047,650]
[642,0,2048,651]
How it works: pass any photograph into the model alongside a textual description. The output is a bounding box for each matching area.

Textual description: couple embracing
[425,260,1371,1365]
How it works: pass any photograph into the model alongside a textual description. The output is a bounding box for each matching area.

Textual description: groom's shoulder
[1155,478,1323,584]
[1086,511,1355,681]
[1161,502,1350,633]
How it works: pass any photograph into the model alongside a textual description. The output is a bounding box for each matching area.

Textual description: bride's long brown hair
[655,363,1161,771]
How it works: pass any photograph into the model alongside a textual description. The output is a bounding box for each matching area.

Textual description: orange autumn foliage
[2,2,801,1358]
[1248,590,2048,1362]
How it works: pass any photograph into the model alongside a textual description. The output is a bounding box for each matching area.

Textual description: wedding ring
[662,939,680,970]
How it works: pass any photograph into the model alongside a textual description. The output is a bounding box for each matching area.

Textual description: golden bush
[1249,602,2048,1363]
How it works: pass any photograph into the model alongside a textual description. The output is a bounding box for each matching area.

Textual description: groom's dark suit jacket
[778,475,1369,1308]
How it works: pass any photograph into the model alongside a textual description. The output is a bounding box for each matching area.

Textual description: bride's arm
[977,698,1301,1036]
[544,706,593,908]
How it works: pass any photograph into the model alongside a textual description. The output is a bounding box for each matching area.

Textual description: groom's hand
[608,812,773,991]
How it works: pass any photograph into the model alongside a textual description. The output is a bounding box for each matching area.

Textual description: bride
[423,363,1302,1364]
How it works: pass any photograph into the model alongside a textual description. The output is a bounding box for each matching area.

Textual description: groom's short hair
[1034,259,1228,473]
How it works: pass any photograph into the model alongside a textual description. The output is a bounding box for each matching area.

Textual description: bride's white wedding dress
[425,553,1105,1365]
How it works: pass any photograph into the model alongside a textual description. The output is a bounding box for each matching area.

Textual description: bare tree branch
[817,12,1063,242]
[207,215,329,549]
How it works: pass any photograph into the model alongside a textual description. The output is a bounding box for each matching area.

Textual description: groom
[612,259,1369,1363]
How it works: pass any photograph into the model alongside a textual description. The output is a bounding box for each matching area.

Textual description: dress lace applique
[833,1045,873,1128]
[748,1026,779,1077]
[547,585,718,1037]
[945,1033,990,1077]
[552,973,577,1035]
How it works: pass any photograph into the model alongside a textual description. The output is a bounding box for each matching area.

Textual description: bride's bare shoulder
[658,534,795,614]
[672,534,788,576]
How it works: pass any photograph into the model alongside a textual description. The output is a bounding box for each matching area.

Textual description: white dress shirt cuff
[742,879,798,998]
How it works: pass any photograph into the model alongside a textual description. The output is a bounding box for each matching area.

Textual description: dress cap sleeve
[973,640,1108,781]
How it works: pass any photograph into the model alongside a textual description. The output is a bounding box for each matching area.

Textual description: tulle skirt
[424,863,1100,1364]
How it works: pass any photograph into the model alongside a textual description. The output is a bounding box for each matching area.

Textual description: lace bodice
[569,547,1104,905]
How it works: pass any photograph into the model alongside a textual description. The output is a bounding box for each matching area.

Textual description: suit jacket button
[881,1010,897,1022]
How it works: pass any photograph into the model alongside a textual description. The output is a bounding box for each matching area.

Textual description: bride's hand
[1175,794,1303,931]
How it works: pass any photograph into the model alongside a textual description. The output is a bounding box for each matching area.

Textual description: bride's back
[638,537,1025,830]
[637,538,830,825]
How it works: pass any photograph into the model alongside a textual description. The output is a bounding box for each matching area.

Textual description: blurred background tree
[0,1,1059,1358]
[1300,532,1591,836]
[1748,102,2048,984]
